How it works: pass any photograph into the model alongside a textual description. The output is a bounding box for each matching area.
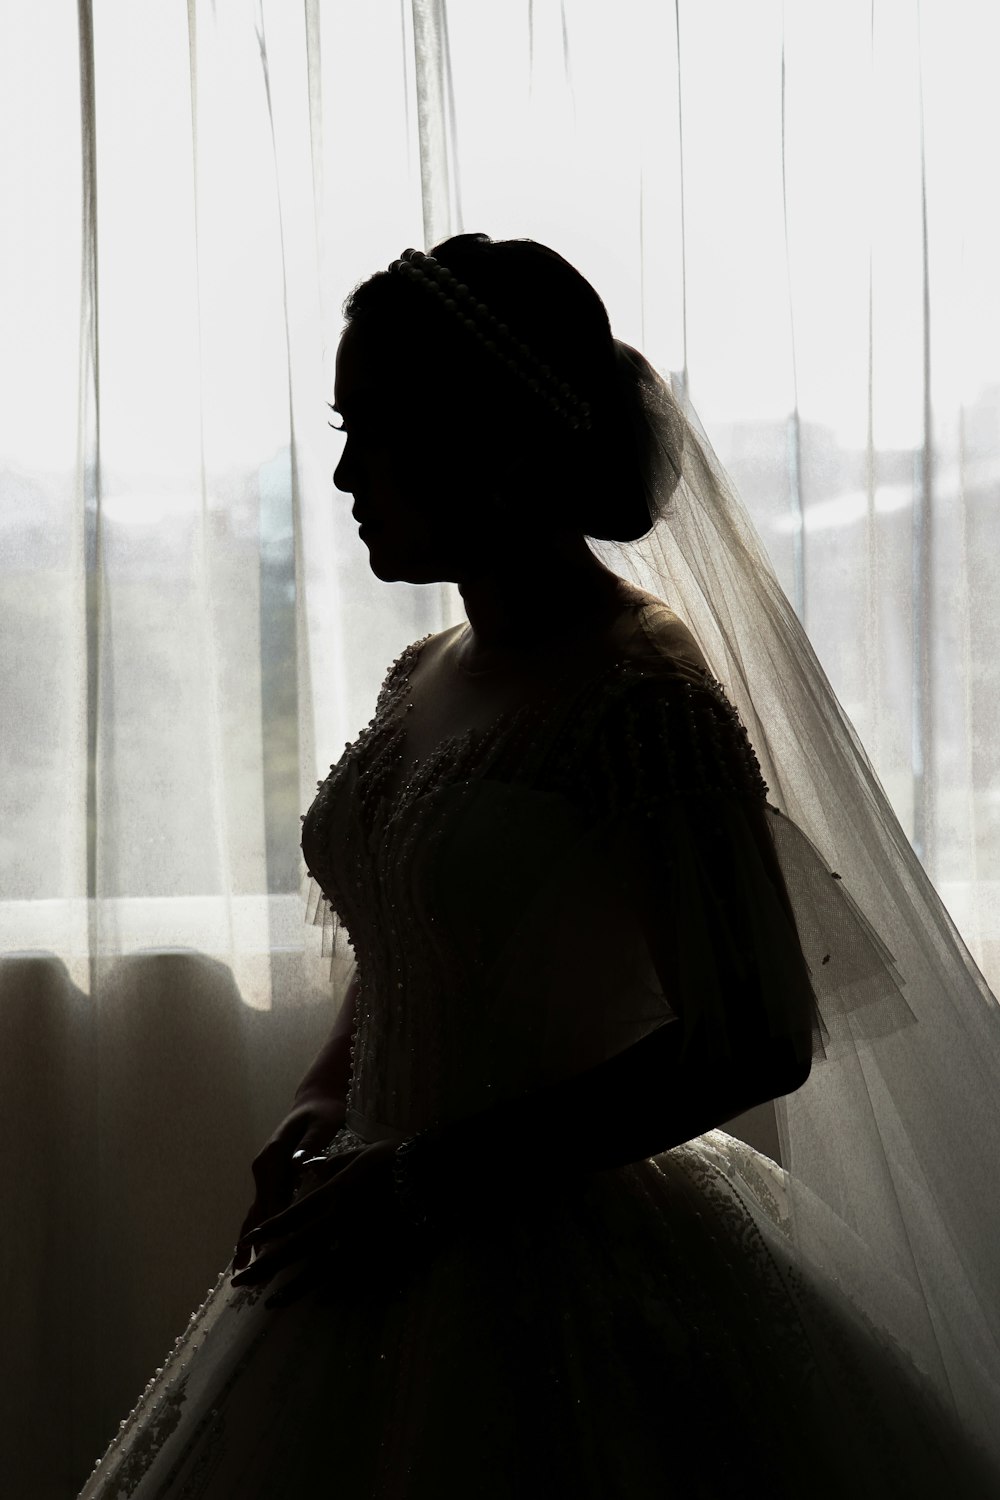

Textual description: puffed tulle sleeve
[544,662,916,1076]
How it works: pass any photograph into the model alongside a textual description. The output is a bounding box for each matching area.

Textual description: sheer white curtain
[1,2,997,1495]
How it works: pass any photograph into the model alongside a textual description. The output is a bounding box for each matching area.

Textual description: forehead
[333,324,380,411]
[333,321,449,421]
[334,322,418,405]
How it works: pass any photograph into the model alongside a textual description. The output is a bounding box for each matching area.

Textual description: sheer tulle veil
[590,340,1000,1465]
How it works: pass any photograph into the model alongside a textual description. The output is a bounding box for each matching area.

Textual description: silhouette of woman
[78,235,1000,1498]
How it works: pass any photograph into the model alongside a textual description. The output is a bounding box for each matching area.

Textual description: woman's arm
[293,969,359,1103]
[522,1009,809,1173]
[394,1012,810,1228]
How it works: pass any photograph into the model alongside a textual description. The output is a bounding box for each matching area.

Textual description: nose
[333,452,351,494]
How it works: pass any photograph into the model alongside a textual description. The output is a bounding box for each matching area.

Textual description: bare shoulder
[417,621,466,672]
[417,590,712,684]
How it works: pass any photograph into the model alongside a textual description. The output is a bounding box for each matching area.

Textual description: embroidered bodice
[298,599,813,1144]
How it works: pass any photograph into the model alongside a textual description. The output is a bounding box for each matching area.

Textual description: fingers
[233,1133,363,1278]
[234,1150,316,1272]
[232,1190,318,1276]
[249,1141,308,1227]
[235,1188,286,1248]
[232,1225,341,1290]
[232,1156,362,1281]
[234,1182,293,1272]
[231,1240,284,1287]
[232,1242,290,1289]
[253,1134,333,1214]
[233,1215,263,1271]
[243,1186,317,1249]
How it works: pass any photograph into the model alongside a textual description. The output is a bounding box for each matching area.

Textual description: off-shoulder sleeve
[578,665,825,1071]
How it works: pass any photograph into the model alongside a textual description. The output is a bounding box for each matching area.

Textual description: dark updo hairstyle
[340,232,683,543]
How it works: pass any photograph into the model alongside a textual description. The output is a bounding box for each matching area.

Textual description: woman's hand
[230,1138,400,1296]
[232,1091,348,1274]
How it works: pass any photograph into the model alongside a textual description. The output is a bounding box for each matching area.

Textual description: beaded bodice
[299,601,785,1142]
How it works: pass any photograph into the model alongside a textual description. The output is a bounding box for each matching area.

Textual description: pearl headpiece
[388,247,593,432]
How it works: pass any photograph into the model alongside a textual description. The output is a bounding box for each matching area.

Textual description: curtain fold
[1,3,997,1495]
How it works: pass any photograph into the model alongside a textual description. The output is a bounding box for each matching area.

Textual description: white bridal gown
[77,597,999,1499]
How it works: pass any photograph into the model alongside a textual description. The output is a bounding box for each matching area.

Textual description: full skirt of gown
[75,1122,998,1499]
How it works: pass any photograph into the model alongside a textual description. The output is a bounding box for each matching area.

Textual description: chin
[363,537,462,587]
[365,552,447,587]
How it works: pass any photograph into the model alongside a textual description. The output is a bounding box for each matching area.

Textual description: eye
[328,421,347,434]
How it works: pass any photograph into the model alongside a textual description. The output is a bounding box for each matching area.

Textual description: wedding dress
[77,364,1000,1496]
[76,593,999,1498]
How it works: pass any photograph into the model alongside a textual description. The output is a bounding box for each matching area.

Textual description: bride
[78,234,1000,1497]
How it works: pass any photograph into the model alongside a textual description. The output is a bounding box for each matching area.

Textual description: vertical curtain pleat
[78,0,101,976]
[411,0,460,267]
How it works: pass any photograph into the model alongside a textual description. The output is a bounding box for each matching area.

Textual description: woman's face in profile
[332,322,500,585]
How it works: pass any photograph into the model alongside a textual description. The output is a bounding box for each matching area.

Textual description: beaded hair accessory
[388,247,593,432]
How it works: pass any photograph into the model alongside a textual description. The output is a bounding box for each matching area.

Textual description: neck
[455,537,629,671]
